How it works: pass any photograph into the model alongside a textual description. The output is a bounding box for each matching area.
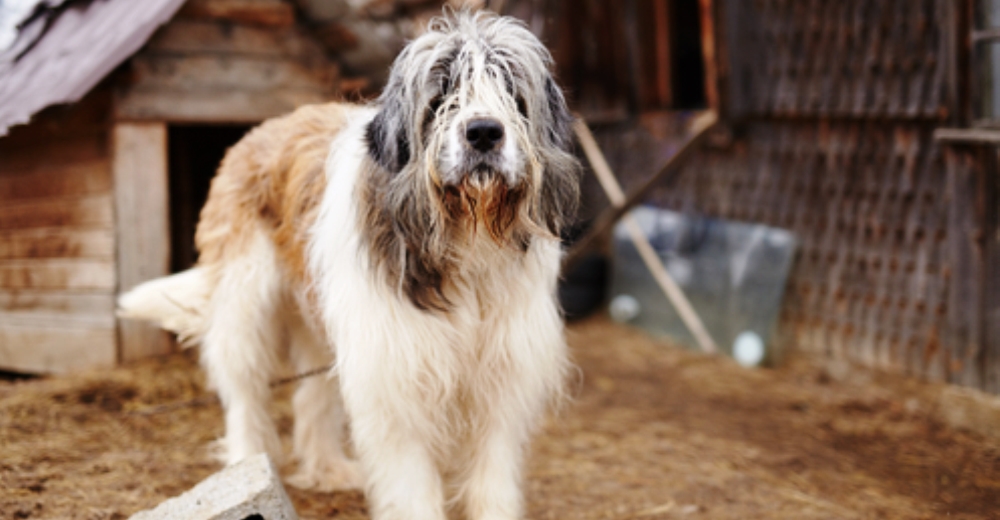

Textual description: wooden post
[113,122,173,362]
[944,146,986,388]
[573,118,719,355]
[653,0,673,108]
[563,110,718,269]
[698,0,720,113]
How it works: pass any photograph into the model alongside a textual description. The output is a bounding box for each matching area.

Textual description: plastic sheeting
[609,206,797,365]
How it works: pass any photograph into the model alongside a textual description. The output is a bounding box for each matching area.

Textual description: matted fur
[119,10,579,520]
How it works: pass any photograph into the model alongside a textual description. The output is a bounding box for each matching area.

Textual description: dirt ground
[2,316,999,519]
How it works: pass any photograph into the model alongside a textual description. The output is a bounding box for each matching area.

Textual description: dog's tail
[117,268,211,347]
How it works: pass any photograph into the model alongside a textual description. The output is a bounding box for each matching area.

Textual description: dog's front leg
[339,341,449,520]
[461,414,531,520]
[461,296,568,520]
[348,406,447,520]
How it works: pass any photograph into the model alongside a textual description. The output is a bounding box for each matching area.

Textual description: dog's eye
[423,95,444,137]
[516,96,528,118]
[429,95,443,115]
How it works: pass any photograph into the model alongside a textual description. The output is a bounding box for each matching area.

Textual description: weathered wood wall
[0,88,118,373]
[719,0,954,120]
[503,0,706,120]
[115,0,339,123]
[614,0,1000,393]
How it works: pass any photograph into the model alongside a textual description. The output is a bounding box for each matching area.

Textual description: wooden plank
[945,147,985,388]
[127,54,337,93]
[0,135,108,174]
[113,122,173,361]
[935,127,1000,145]
[0,160,111,200]
[0,309,115,328]
[0,195,113,230]
[0,86,111,152]
[0,290,115,315]
[0,259,115,290]
[0,228,114,260]
[144,19,327,60]
[652,0,672,108]
[115,86,332,123]
[178,0,295,27]
[0,322,116,374]
[698,0,720,113]
[984,147,1000,394]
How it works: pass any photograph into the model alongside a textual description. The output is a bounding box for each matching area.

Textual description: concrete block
[130,454,298,520]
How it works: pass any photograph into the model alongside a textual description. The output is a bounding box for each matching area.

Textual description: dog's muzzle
[451,117,510,187]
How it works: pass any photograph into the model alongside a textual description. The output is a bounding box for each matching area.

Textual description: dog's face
[362,11,580,311]
[366,10,579,242]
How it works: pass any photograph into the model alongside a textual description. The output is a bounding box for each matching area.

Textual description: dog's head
[362,10,580,310]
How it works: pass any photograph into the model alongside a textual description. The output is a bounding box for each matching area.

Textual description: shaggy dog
[119,10,579,520]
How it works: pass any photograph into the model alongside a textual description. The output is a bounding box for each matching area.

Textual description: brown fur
[195,103,350,288]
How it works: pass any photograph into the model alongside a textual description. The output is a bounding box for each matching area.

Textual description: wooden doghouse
[0,0,715,374]
[0,0,349,373]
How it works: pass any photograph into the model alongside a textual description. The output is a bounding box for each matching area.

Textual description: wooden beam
[113,122,173,362]
[178,0,295,28]
[127,55,338,93]
[563,111,719,269]
[698,0,720,113]
[572,118,718,355]
[115,86,332,124]
[653,0,673,108]
[935,127,1000,144]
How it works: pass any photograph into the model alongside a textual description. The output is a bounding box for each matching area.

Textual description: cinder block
[130,454,298,520]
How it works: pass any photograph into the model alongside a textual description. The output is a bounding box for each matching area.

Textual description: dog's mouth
[468,162,499,182]
[441,171,526,244]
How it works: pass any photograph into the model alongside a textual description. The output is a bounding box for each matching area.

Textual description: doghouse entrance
[168,125,252,273]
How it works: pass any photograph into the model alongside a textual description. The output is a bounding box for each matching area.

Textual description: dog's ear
[544,76,574,152]
[539,76,580,236]
[366,81,412,174]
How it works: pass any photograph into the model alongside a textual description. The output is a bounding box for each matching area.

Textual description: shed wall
[637,0,1000,391]
[0,88,117,373]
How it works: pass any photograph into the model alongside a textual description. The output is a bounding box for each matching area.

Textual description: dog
[119,10,579,520]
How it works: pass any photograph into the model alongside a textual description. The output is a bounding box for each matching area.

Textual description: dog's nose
[465,118,505,152]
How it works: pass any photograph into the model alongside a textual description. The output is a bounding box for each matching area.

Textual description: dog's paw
[206,438,285,467]
[286,459,365,492]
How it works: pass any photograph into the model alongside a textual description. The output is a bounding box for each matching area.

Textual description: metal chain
[125,363,334,416]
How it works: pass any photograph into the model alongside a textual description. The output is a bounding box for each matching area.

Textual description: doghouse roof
[0,0,186,135]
